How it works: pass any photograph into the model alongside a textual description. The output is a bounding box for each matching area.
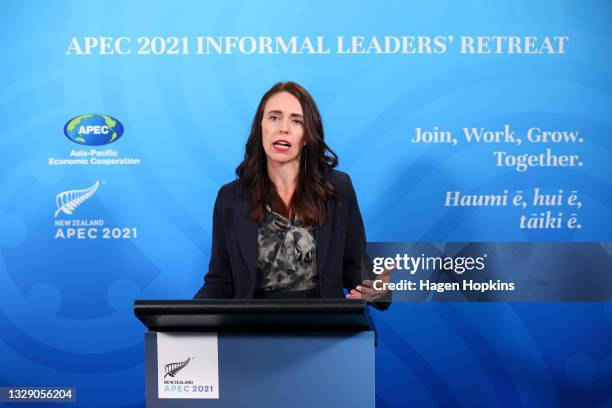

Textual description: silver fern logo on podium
[54,181,100,217]
[164,358,191,378]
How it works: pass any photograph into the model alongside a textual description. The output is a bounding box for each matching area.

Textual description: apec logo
[63,114,124,146]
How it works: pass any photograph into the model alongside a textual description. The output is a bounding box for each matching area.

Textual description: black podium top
[134,299,373,332]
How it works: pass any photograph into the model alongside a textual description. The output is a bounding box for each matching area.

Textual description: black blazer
[194,170,389,309]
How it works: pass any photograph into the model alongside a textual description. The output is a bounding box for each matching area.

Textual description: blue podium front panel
[145,331,375,407]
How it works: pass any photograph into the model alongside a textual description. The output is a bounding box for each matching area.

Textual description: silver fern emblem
[54,181,100,217]
[164,357,191,378]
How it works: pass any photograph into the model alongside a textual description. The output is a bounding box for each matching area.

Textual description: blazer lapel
[234,199,257,285]
[316,206,333,281]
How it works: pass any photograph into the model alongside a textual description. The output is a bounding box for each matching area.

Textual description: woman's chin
[266,154,299,166]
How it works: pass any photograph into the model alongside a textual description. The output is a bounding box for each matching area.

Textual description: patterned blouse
[256,205,318,293]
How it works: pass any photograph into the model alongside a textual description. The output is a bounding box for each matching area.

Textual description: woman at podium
[194,82,389,309]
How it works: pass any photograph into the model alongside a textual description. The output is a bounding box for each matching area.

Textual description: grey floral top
[256,205,318,293]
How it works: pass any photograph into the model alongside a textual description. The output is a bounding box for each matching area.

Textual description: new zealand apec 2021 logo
[52,114,138,240]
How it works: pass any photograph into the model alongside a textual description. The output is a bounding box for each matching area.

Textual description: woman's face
[261,91,305,166]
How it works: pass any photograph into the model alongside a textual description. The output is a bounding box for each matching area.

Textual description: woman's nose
[279,119,289,134]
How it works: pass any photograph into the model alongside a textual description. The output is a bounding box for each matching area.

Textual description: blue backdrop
[0,0,611,407]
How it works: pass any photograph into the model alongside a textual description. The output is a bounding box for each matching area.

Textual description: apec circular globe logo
[63,114,124,146]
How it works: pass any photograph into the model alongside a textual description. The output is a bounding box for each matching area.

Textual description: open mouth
[272,139,291,152]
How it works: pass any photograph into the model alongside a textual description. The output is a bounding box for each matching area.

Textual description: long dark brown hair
[236,82,338,225]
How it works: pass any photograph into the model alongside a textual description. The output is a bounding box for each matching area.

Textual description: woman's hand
[346,267,393,301]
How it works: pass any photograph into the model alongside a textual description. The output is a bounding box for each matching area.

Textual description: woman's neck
[267,159,299,207]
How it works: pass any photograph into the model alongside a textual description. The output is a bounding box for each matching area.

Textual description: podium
[134,300,376,407]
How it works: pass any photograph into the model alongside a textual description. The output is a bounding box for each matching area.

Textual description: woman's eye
[270,115,279,121]
[292,119,303,125]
